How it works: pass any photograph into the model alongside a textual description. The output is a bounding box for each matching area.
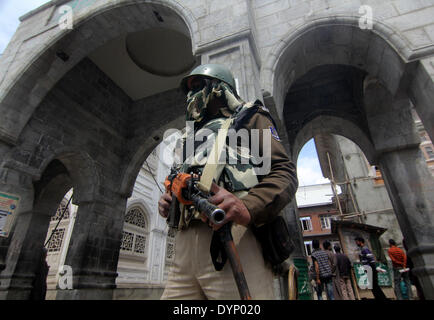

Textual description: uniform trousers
[161,220,275,300]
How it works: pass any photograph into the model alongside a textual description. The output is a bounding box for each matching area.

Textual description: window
[425,146,434,160]
[133,235,147,254]
[164,228,177,281]
[124,208,146,228]
[120,231,134,252]
[373,166,384,186]
[420,132,428,142]
[165,228,177,262]
[320,214,332,229]
[52,201,70,221]
[304,241,313,256]
[120,208,148,257]
[46,228,65,253]
[300,217,312,231]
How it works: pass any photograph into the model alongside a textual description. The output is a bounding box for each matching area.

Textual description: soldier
[158,64,298,299]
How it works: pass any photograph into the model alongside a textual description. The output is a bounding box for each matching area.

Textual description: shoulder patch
[269,126,281,141]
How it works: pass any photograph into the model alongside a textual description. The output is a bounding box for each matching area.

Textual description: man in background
[388,239,412,300]
[323,240,341,300]
[311,239,334,300]
[355,237,387,300]
[334,245,355,300]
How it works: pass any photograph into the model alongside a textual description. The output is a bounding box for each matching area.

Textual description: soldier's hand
[206,182,251,230]
[158,193,172,218]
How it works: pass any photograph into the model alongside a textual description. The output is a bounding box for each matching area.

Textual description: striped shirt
[311,249,332,279]
[388,246,407,268]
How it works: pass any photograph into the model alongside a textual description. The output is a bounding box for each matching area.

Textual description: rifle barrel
[192,195,226,225]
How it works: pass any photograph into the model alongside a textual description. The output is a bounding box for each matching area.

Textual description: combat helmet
[180,64,237,94]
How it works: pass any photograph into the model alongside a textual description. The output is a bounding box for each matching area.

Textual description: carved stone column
[0,166,39,299]
[365,79,434,299]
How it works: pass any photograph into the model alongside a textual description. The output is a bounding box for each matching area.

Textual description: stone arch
[31,147,100,205]
[0,0,198,145]
[292,115,376,165]
[120,113,185,197]
[270,17,434,298]
[33,160,72,214]
[262,16,411,119]
[0,159,73,299]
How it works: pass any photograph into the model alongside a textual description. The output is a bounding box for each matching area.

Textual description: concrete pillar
[365,79,434,299]
[55,195,127,300]
[0,163,72,300]
[379,147,434,298]
[0,164,44,299]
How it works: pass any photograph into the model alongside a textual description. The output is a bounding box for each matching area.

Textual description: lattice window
[46,228,65,253]
[166,242,175,260]
[165,228,177,262]
[120,231,134,252]
[134,235,146,254]
[120,207,148,256]
[124,208,146,228]
[52,201,70,221]
[167,228,176,239]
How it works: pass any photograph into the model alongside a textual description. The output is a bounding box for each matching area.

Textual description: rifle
[164,170,252,300]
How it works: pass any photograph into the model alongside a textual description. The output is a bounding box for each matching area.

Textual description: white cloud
[296,156,329,186]
[0,0,50,54]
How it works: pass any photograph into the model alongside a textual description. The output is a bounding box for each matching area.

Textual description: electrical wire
[44,193,73,247]
[145,160,164,194]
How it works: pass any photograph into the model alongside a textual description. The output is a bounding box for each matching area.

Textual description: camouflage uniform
[161,66,298,300]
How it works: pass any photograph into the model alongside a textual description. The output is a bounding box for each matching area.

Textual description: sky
[297,139,329,186]
[0,0,50,54]
[0,0,327,187]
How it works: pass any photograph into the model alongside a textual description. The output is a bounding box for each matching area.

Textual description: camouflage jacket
[176,101,298,229]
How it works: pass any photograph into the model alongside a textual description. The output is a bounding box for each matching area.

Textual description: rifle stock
[218,223,252,300]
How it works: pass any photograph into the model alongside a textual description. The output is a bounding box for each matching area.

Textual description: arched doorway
[265,18,434,299]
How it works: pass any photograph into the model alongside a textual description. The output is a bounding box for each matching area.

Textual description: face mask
[186,78,213,122]
[185,79,244,122]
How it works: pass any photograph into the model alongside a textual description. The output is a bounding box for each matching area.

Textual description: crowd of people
[308,237,421,300]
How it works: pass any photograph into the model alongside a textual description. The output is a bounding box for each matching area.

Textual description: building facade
[298,185,341,257]
[1,0,434,300]
[413,107,434,176]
